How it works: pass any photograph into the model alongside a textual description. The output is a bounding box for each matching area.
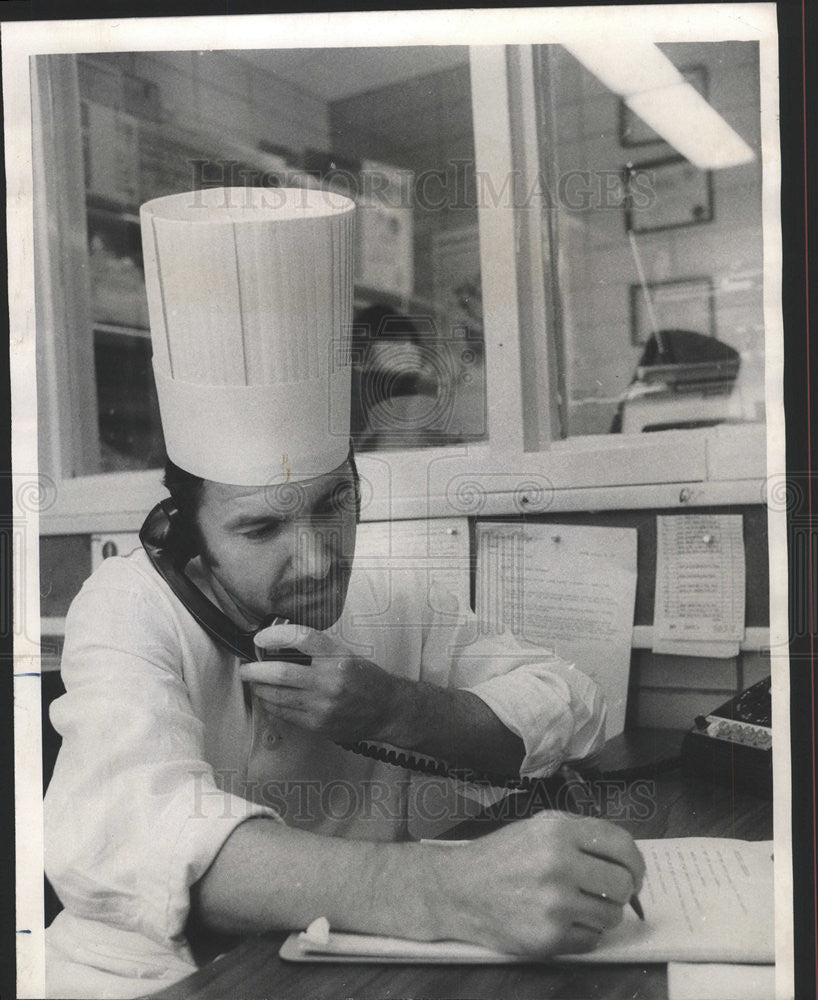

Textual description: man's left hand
[240,623,402,744]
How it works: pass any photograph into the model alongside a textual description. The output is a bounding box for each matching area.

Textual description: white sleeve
[44,572,281,949]
[464,654,606,778]
[420,583,606,781]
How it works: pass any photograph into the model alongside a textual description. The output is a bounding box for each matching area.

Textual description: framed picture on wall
[630,276,715,345]
[623,155,714,233]
[619,64,708,147]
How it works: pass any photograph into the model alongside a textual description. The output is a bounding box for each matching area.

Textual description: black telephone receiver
[139,499,537,790]
[139,499,310,665]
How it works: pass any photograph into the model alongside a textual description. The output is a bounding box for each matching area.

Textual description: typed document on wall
[475,523,638,738]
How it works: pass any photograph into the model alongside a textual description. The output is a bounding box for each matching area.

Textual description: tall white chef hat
[140,186,355,486]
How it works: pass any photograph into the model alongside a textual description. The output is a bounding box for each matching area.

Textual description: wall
[329,62,477,305]
[471,505,769,730]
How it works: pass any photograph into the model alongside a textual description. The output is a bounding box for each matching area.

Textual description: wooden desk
[148,730,773,1000]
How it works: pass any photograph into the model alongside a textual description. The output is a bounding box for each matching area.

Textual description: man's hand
[240,623,401,744]
[432,813,646,957]
[243,622,526,775]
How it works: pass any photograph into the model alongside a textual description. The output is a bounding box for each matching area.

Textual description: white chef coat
[44,547,606,998]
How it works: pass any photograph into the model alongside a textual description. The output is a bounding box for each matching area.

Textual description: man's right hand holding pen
[421,808,646,957]
[560,764,645,921]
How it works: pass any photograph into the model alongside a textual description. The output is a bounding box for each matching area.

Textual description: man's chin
[296,604,344,631]
[277,581,348,631]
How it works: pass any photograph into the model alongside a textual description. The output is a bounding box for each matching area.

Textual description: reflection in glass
[351,304,486,450]
[94,331,165,472]
[537,42,765,437]
[67,47,488,475]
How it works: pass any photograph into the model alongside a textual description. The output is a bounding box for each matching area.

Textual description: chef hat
[140,186,355,486]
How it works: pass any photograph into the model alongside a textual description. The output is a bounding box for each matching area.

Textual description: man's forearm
[376,679,526,777]
[191,811,647,959]
[191,816,451,938]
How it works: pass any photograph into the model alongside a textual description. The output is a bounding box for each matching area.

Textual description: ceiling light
[626,85,755,169]
[562,40,755,170]
[562,40,683,96]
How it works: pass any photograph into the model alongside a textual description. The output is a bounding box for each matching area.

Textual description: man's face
[194,460,357,632]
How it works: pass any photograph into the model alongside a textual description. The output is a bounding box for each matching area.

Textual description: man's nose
[293,524,334,580]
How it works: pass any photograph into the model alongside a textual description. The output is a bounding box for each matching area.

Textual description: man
[44,186,644,998]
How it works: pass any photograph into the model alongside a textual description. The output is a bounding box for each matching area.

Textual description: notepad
[279,838,774,965]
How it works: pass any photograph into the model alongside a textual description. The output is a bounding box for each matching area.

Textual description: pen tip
[630,895,645,921]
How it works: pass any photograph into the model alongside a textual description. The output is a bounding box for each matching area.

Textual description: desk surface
[148,730,773,1000]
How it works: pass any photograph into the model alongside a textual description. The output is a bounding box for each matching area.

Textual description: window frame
[36,44,772,537]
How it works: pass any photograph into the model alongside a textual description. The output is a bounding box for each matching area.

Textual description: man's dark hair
[162,445,361,523]
[163,458,205,522]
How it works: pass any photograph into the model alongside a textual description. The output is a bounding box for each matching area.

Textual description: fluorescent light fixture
[563,40,755,170]
[626,85,754,169]
[562,39,683,95]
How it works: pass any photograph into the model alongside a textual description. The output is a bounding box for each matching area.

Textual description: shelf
[354,284,438,316]
[86,200,141,225]
[94,321,151,339]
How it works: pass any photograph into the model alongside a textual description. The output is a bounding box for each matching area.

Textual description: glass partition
[535,41,764,438]
[37,47,488,477]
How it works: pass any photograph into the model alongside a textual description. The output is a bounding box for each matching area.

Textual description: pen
[559,765,645,921]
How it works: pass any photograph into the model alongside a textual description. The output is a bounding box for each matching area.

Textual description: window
[28,28,777,534]
[535,43,765,439]
[34,47,488,481]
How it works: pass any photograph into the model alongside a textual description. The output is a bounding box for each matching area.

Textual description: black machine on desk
[681,676,772,797]
[612,328,742,434]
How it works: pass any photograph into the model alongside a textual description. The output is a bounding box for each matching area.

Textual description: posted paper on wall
[354,517,471,614]
[653,515,745,657]
[475,523,638,738]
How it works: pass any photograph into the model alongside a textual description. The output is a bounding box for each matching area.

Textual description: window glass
[57,47,487,476]
[537,42,765,438]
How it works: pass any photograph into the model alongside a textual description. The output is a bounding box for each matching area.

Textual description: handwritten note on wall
[653,515,746,657]
[475,523,638,738]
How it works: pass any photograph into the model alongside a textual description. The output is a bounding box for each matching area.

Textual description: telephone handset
[140,499,310,665]
[139,500,532,789]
